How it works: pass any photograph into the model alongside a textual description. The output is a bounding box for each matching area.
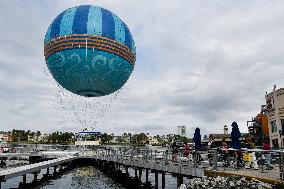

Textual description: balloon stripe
[60,7,77,36]
[45,45,134,65]
[72,5,90,34]
[113,13,125,44]
[49,11,65,39]
[44,25,52,45]
[44,34,133,53]
[45,37,131,54]
[46,45,134,64]
[45,42,135,64]
[45,41,135,63]
[44,37,135,60]
[123,22,132,50]
[101,8,115,41]
[87,6,102,36]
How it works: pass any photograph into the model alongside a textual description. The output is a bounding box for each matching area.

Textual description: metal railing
[88,146,284,181]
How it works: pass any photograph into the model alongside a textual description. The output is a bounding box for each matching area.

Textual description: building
[208,125,249,147]
[247,106,269,146]
[75,132,101,146]
[265,85,284,148]
[28,133,48,143]
[0,133,12,142]
[223,125,228,134]
[147,136,160,145]
[177,126,186,137]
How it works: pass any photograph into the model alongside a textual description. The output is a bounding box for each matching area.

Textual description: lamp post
[279,130,282,148]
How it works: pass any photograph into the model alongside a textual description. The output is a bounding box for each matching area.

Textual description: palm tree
[128,133,132,144]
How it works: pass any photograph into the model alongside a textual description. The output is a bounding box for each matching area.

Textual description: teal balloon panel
[47,49,133,97]
[44,5,136,97]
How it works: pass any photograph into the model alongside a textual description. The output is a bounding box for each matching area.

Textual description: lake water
[1,166,190,189]
[0,145,189,188]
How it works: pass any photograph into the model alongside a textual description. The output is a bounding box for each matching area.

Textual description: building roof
[266,88,284,98]
[209,133,249,138]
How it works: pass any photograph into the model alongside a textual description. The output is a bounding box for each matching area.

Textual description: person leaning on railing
[171,138,178,162]
[183,142,190,158]
[207,138,216,166]
[244,139,259,170]
[220,139,230,167]
[262,140,273,170]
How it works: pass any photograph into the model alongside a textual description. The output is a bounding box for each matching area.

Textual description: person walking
[263,140,273,169]
[171,139,178,162]
[183,142,190,158]
[208,138,214,150]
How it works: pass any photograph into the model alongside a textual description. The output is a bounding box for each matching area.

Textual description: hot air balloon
[44,5,136,97]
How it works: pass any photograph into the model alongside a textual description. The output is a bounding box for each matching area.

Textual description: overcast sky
[1,0,284,137]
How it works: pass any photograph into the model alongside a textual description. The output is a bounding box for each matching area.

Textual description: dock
[0,155,79,188]
[0,147,284,188]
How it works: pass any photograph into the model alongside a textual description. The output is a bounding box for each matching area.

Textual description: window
[271,120,277,133]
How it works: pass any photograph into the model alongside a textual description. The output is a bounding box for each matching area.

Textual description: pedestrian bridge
[0,147,284,188]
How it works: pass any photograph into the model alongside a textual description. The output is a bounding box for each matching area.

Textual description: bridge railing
[89,146,284,181]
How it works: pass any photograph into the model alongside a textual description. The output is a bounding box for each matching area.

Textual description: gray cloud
[0,0,284,138]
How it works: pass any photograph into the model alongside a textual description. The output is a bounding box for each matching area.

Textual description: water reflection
[40,166,124,189]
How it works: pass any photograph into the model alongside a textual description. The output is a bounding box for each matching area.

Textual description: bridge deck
[93,155,204,177]
[0,153,41,158]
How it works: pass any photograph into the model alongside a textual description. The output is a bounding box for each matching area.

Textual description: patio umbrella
[194,127,202,150]
[231,121,241,149]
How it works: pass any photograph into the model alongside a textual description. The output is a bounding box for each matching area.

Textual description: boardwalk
[0,148,284,188]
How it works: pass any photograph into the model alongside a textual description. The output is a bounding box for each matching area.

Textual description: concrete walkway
[205,166,282,184]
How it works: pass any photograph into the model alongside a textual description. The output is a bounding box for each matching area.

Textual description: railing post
[193,151,197,168]
[165,150,168,165]
[146,169,149,182]
[213,149,218,171]
[280,152,284,180]
[155,171,158,189]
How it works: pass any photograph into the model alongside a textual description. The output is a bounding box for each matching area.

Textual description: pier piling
[146,169,149,182]
[135,168,138,177]
[177,175,183,188]
[23,174,26,184]
[162,172,165,189]
[155,171,158,189]
[139,168,142,180]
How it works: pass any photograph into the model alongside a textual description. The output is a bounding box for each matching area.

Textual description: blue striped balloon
[44,5,136,97]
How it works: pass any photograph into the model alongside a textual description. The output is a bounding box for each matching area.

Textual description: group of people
[208,138,273,170]
[170,138,274,170]
[171,139,193,162]
[0,147,16,153]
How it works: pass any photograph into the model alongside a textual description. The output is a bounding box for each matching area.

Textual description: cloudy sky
[1,0,284,137]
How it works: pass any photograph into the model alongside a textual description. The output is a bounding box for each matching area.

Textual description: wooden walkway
[93,154,204,177]
[0,155,78,182]
[1,148,284,188]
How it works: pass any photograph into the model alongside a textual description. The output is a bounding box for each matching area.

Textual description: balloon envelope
[44,5,136,97]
